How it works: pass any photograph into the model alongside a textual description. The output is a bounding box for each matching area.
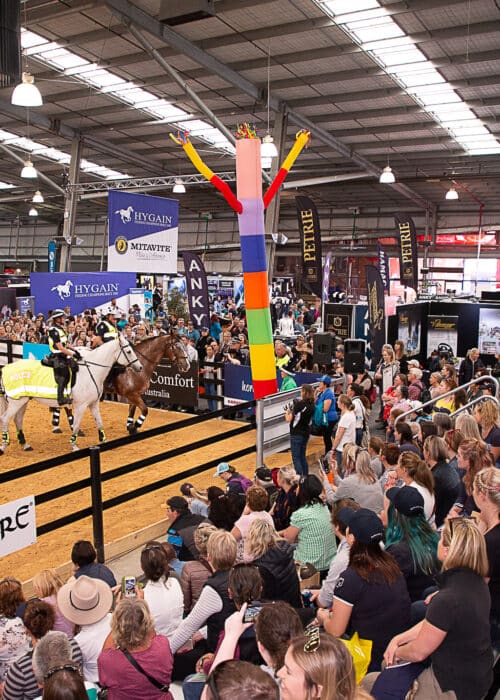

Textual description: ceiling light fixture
[173,179,186,194]
[32,190,44,203]
[21,159,37,178]
[11,72,43,107]
[261,43,278,163]
[445,185,459,200]
[28,206,38,216]
[379,165,395,184]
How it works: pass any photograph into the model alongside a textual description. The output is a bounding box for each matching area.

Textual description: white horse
[0,336,142,452]
[115,206,134,224]
[50,280,73,300]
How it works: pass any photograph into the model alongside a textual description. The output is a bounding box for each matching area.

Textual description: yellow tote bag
[339,632,373,684]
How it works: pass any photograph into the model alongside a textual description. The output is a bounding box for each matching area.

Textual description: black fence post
[89,445,105,563]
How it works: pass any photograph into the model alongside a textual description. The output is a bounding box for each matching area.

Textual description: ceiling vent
[158,0,215,26]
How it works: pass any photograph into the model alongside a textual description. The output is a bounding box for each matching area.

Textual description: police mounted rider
[92,309,120,347]
[47,309,81,406]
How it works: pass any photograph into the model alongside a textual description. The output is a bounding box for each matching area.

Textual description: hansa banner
[295,195,322,297]
[394,213,418,291]
[366,265,386,364]
[108,191,178,273]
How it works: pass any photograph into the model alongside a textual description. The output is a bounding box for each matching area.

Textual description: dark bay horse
[114,333,190,433]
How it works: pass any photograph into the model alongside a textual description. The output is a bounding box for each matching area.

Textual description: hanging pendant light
[32,190,44,203]
[11,72,43,107]
[21,160,37,178]
[445,185,459,200]
[28,206,38,217]
[173,179,186,194]
[379,165,395,184]
[261,133,278,158]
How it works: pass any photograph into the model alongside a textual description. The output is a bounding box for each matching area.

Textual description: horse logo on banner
[115,206,134,224]
[50,280,73,301]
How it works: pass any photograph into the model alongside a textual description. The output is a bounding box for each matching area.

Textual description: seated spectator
[98,598,173,699]
[243,519,301,608]
[455,412,482,441]
[164,496,207,568]
[270,466,299,531]
[394,421,421,455]
[253,467,279,508]
[453,438,493,516]
[423,436,460,527]
[317,508,411,671]
[180,484,209,518]
[41,664,90,699]
[33,631,96,699]
[324,447,384,514]
[207,487,244,531]
[432,412,452,438]
[310,500,361,609]
[443,426,464,472]
[141,541,183,640]
[280,475,337,577]
[434,378,458,414]
[32,569,74,637]
[57,576,113,683]
[71,541,117,588]
[474,401,500,466]
[368,436,384,478]
[205,660,279,700]
[0,578,29,682]
[231,486,274,551]
[213,463,252,497]
[378,442,401,491]
[384,486,440,602]
[3,600,83,700]
[390,451,435,525]
[181,524,218,613]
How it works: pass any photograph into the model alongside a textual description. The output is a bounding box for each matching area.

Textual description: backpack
[420,387,432,405]
[368,385,377,405]
[230,474,253,494]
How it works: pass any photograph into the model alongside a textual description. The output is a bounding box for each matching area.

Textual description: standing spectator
[285,383,314,476]
[394,340,409,375]
[279,368,297,392]
[459,347,485,385]
[408,367,424,401]
[375,345,400,420]
[331,394,356,471]
[314,376,338,455]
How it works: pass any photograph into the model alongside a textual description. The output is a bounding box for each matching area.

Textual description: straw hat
[57,575,112,626]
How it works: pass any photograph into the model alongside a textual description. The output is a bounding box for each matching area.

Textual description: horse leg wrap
[52,409,60,427]
[127,417,134,426]
[68,414,74,428]
[16,430,25,446]
[135,414,146,429]
[2,431,9,446]
[98,429,106,442]
[70,434,77,445]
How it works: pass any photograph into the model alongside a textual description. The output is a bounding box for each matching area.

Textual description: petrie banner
[366,265,386,365]
[322,250,333,303]
[295,196,323,297]
[108,190,178,273]
[394,213,418,290]
[182,252,210,329]
[377,241,390,294]
[0,495,36,557]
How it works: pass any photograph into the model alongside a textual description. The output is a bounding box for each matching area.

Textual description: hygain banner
[295,195,322,297]
[394,213,418,291]
[182,252,210,329]
[108,191,178,273]
[366,265,386,365]
[30,272,136,316]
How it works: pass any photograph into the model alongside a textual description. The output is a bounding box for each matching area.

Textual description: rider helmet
[50,309,66,321]
[105,309,121,319]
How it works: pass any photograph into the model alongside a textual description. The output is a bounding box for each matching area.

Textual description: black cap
[337,507,384,544]
[165,496,189,512]
[386,486,425,517]
[254,466,273,483]
[201,327,209,332]
[231,336,241,343]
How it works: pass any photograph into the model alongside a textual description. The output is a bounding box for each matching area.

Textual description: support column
[60,136,82,272]
[265,107,288,284]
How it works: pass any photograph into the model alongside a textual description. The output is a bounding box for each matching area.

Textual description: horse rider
[47,309,81,406]
[92,309,120,347]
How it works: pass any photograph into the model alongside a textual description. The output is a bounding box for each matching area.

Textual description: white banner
[0,495,36,557]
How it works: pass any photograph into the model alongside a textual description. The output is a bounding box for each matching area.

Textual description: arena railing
[394,375,499,425]
[0,400,256,564]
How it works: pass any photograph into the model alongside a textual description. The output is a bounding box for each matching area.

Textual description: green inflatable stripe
[246,308,273,345]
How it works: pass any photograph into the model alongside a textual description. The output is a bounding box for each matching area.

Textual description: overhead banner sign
[143,360,198,407]
[0,495,36,557]
[394,213,418,291]
[30,272,136,316]
[295,195,322,297]
[366,265,386,365]
[183,252,210,329]
[108,191,178,273]
[377,242,390,295]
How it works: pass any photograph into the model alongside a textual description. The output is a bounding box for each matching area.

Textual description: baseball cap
[213,462,231,477]
[201,327,209,332]
[255,466,273,483]
[164,496,189,512]
[408,359,420,368]
[320,375,331,386]
[337,507,384,544]
[180,482,194,496]
[386,486,425,517]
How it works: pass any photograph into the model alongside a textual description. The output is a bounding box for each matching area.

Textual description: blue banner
[30,272,136,316]
[23,342,50,361]
[108,191,178,274]
[48,240,56,273]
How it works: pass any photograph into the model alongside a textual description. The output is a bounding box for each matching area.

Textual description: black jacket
[167,511,207,561]
[254,541,302,608]
[459,356,485,385]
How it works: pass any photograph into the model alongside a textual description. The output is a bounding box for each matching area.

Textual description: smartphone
[122,576,136,597]
[318,459,330,475]
[243,605,261,623]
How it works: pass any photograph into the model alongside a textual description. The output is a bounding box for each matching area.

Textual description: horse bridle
[79,336,140,399]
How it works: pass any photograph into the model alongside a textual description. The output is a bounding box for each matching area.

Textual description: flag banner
[377,242,390,294]
[322,251,333,303]
[183,252,210,329]
[366,265,386,365]
[295,195,323,297]
[394,213,418,290]
[30,272,136,317]
[108,190,178,273]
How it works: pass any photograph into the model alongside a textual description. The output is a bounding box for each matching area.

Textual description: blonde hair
[441,517,489,577]
[111,598,154,650]
[355,449,377,484]
[337,394,354,411]
[342,443,358,476]
[455,413,482,441]
[423,435,448,463]
[458,439,494,494]
[32,569,66,598]
[277,466,299,487]
[207,530,237,571]
[244,519,283,560]
[475,401,500,431]
[194,523,218,557]
[474,467,500,508]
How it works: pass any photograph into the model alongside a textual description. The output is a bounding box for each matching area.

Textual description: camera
[283,402,293,412]
[121,576,136,597]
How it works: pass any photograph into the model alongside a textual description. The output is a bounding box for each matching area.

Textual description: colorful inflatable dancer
[170,126,310,399]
